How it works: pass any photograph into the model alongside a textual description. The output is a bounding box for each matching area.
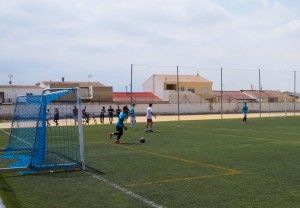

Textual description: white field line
[1,112,300,129]
[86,171,165,208]
[0,129,9,136]
[0,128,31,147]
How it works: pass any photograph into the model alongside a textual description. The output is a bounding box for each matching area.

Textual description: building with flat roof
[143,74,213,100]
[0,85,43,104]
[37,81,113,102]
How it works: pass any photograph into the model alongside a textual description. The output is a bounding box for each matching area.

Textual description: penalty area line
[85,171,165,208]
[0,129,9,136]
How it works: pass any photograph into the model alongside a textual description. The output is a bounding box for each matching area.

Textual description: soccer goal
[0,88,85,173]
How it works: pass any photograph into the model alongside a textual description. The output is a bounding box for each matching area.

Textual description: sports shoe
[115,140,121,144]
[149,129,154,133]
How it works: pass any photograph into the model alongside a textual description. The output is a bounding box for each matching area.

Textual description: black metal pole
[294,71,296,116]
[177,66,180,121]
[221,67,223,119]
[259,69,261,118]
[130,64,133,105]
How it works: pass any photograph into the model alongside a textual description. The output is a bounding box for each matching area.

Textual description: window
[165,84,176,90]
[26,93,33,96]
[188,88,195,93]
[80,87,90,98]
[268,98,278,103]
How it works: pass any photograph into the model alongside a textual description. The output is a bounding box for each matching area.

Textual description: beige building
[0,85,43,104]
[143,74,213,100]
[37,81,113,102]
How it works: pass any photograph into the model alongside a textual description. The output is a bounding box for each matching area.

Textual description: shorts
[100,113,105,118]
[116,126,123,136]
[147,119,152,123]
[109,113,114,118]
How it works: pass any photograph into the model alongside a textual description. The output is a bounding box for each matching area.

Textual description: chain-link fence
[129,64,299,121]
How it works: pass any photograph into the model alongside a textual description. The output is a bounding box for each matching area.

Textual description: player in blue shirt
[242,102,249,124]
[109,106,129,144]
[129,104,136,128]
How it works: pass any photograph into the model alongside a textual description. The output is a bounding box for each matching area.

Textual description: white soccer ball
[140,137,145,143]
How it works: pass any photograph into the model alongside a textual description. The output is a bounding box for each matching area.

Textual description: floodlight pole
[221,67,223,119]
[259,69,262,118]
[294,71,296,116]
[130,64,133,105]
[177,66,180,121]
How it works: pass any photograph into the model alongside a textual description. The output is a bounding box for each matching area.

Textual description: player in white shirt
[145,103,156,132]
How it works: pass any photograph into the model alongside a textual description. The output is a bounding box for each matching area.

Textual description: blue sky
[0,0,300,92]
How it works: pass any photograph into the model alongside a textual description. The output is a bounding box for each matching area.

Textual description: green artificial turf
[0,117,299,207]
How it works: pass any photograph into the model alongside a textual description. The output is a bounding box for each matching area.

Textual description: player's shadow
[121,142,146,145]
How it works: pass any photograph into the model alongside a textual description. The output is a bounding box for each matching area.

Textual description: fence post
[130,64,133,105]
[221,67,223,119]
[284,94,287,117]
[294,71,296,116]
[177,66,180,121]
[259,69,261,118]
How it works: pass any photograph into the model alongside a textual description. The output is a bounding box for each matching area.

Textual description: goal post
[0,88,85,172]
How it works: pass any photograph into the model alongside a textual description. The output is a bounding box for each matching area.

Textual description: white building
[143,74,212,102]
[0,85,43,104]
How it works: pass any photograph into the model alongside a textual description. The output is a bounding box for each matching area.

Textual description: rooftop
[242,90,287,99]
[113,92,162,103]
[153,74,212,83]
[212,91,255,101]
[0,85,42,89]
[40,81,105,87]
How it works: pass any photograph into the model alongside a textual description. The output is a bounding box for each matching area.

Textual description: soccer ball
[140,137,145,143]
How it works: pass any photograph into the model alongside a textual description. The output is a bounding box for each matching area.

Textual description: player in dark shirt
[53,108,59,126]
[73,106,78,125]
[116,106,121,118]
[100,106,106,124]
[108,106,115,124]
[82,106,90,124]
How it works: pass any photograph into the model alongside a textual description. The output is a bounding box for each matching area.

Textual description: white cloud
[0,0,300,91]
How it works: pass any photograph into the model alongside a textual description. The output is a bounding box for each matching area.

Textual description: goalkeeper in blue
[242,102,249,124]
[109,106,129,144]
[129,103,136,128]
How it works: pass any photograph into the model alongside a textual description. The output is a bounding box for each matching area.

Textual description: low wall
[1,102,300,119]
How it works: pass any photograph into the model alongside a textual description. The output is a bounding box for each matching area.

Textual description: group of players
[46,102,248,144]
[109,103,156,144]
[46,103,157,138]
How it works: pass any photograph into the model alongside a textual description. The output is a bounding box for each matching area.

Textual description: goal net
[0,88,85,172]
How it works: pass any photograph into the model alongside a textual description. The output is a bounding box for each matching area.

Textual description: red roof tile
[242,90,286,99]
[212,91,255,101]
[113,92,162,103]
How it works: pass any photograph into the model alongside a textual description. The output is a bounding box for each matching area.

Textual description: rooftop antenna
[88,74,92,83]
[8,74,13,85]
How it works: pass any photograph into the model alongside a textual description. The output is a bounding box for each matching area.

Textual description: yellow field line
[90,141,240,174]
[126,172,239,187]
